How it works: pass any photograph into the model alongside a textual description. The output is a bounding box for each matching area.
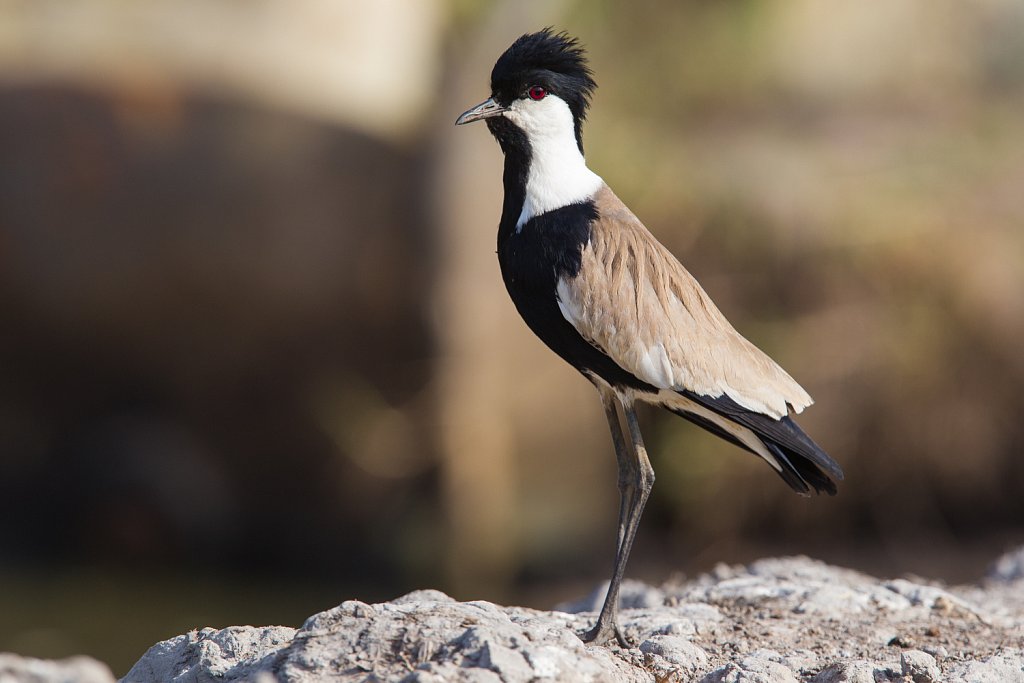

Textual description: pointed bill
[455,97,507,125]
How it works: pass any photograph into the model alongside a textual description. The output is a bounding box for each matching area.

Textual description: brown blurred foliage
[0,0,1022,672]
[573,0,1024,568]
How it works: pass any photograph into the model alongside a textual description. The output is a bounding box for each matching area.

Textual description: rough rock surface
[5,551,1018,682]
[113,550,1024,683]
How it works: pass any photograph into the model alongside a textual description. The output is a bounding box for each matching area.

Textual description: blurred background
[1,0,1023,674]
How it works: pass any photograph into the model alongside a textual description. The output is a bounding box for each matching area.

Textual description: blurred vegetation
[0,0,1022,674]
[574,0,1024,564]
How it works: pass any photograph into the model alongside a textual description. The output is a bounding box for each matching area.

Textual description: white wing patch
[555,277,581,326]
[636,342,673,388]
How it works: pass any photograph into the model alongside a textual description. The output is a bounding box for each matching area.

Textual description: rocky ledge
[8,549,1024,682]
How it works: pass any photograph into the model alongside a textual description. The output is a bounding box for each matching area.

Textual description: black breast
[497,202,653,392]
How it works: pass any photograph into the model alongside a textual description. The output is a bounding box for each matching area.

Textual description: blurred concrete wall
[0,0,442,137]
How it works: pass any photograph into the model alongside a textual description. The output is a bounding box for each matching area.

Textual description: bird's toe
[579,620,631,648]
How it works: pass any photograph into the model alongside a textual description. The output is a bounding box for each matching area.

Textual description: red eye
[528,86,547,101]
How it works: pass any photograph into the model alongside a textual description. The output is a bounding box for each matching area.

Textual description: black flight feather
[679,389,843,495]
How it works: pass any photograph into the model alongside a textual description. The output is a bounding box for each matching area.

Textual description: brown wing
[556,184,812,419]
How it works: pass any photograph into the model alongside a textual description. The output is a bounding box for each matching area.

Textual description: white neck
[503,95,603,230]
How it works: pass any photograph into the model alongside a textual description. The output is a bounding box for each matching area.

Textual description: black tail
[762,433,839,495]
[671,390,843,496]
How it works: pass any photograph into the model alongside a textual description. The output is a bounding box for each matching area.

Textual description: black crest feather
[489,29,596,125]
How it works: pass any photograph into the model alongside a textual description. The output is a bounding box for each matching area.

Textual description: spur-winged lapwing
[455,29,843,647]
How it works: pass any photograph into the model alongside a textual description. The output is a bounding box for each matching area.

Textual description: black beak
[455,97,507,125]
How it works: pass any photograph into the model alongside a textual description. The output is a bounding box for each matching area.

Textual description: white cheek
[505,96,603,230]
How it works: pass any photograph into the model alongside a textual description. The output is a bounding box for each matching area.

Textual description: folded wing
[557,184,813,420]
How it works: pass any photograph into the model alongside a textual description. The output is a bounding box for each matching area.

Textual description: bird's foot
[580,619,630,648]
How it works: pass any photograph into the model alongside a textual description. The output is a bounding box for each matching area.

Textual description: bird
[455,29,843,647]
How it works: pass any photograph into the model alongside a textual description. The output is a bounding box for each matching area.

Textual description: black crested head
[488,29,596,151]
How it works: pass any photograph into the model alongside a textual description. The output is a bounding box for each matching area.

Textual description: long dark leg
[616,403,655,589]
[602,388,632,554]
[582,395,655,646]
